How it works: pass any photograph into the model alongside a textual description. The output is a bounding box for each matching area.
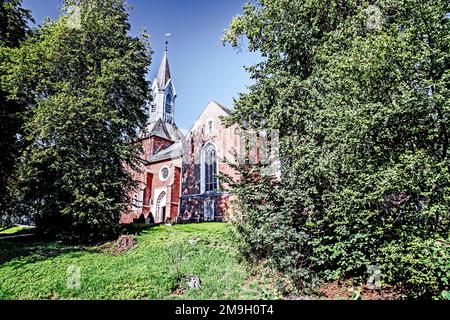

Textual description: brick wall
[180,102,240,222]
[121,135,182,224]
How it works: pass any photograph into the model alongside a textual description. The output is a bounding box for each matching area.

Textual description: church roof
[145,118,184,142]
[148,140,182,163]
[156,50,171,90]
[211,100,232,114]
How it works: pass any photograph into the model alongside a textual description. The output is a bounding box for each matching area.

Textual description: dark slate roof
[144,118,184,142]
[156,51,171,90]
[148,140,182,163]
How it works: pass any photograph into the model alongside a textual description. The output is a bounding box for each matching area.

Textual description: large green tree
[224,0,449,298]
[2,0,150,242]
[0,0,33,226]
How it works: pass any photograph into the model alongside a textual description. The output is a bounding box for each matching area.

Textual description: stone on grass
[115,235,137,254]
[186,275,201,289]
[188,237,200,245]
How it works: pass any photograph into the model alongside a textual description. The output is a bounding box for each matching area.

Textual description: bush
[224,0,450,298]
[379,238,450,299]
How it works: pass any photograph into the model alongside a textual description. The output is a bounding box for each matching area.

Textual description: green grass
[0,223,280,300]
[0,226,33,236]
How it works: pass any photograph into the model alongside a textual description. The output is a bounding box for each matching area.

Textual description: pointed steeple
[156,48,171,90]
[149,44,177,125]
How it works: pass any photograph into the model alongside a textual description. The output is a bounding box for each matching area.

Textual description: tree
[0,0,32,47]
[224,0,449,298]
[0,0,33,226]
[2,0,151,242]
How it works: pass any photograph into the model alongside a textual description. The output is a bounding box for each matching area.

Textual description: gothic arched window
[203,143,218,192]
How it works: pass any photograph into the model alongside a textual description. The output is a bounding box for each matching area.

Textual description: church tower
[121,44,184,225]
[143,44,183,144]
[149,46,176,124]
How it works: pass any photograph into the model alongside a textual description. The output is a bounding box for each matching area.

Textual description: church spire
[156,49,171,90]
[149,42,177,124]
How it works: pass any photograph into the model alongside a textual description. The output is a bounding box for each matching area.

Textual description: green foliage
[1,0,151,242]
[223,165,316,292]
[0,223,280,299]
[350,290,362,300]
[0,0,33,47]
[442,290,450,300]
[224,0,449,298]
[379,238,450,299]
[0,0,33,226]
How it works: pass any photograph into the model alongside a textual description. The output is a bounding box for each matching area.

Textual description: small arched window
[165,94,172,114]
[206,119,214,134]
[150,92,157,113]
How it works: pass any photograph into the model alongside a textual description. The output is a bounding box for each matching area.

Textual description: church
[121,48,240,224]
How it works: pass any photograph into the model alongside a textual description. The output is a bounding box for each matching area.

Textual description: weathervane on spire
[164,33,172,52]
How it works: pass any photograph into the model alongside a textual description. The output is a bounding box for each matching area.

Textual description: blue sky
[22,0,260,132]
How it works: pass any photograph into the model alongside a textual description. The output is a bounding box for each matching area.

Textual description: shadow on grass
[0,224,158,267]
[0,235,99,267]
[121,223,158,236]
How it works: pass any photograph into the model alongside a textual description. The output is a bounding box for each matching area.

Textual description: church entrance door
[156,191,167,223]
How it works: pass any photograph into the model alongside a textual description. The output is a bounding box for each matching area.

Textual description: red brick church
[121,48,240,224]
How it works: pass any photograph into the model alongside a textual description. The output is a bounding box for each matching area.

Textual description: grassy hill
[0,223,280,300]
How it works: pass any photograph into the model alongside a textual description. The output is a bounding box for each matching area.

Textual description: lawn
[0,226,34,237]
[0,223,280,300]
